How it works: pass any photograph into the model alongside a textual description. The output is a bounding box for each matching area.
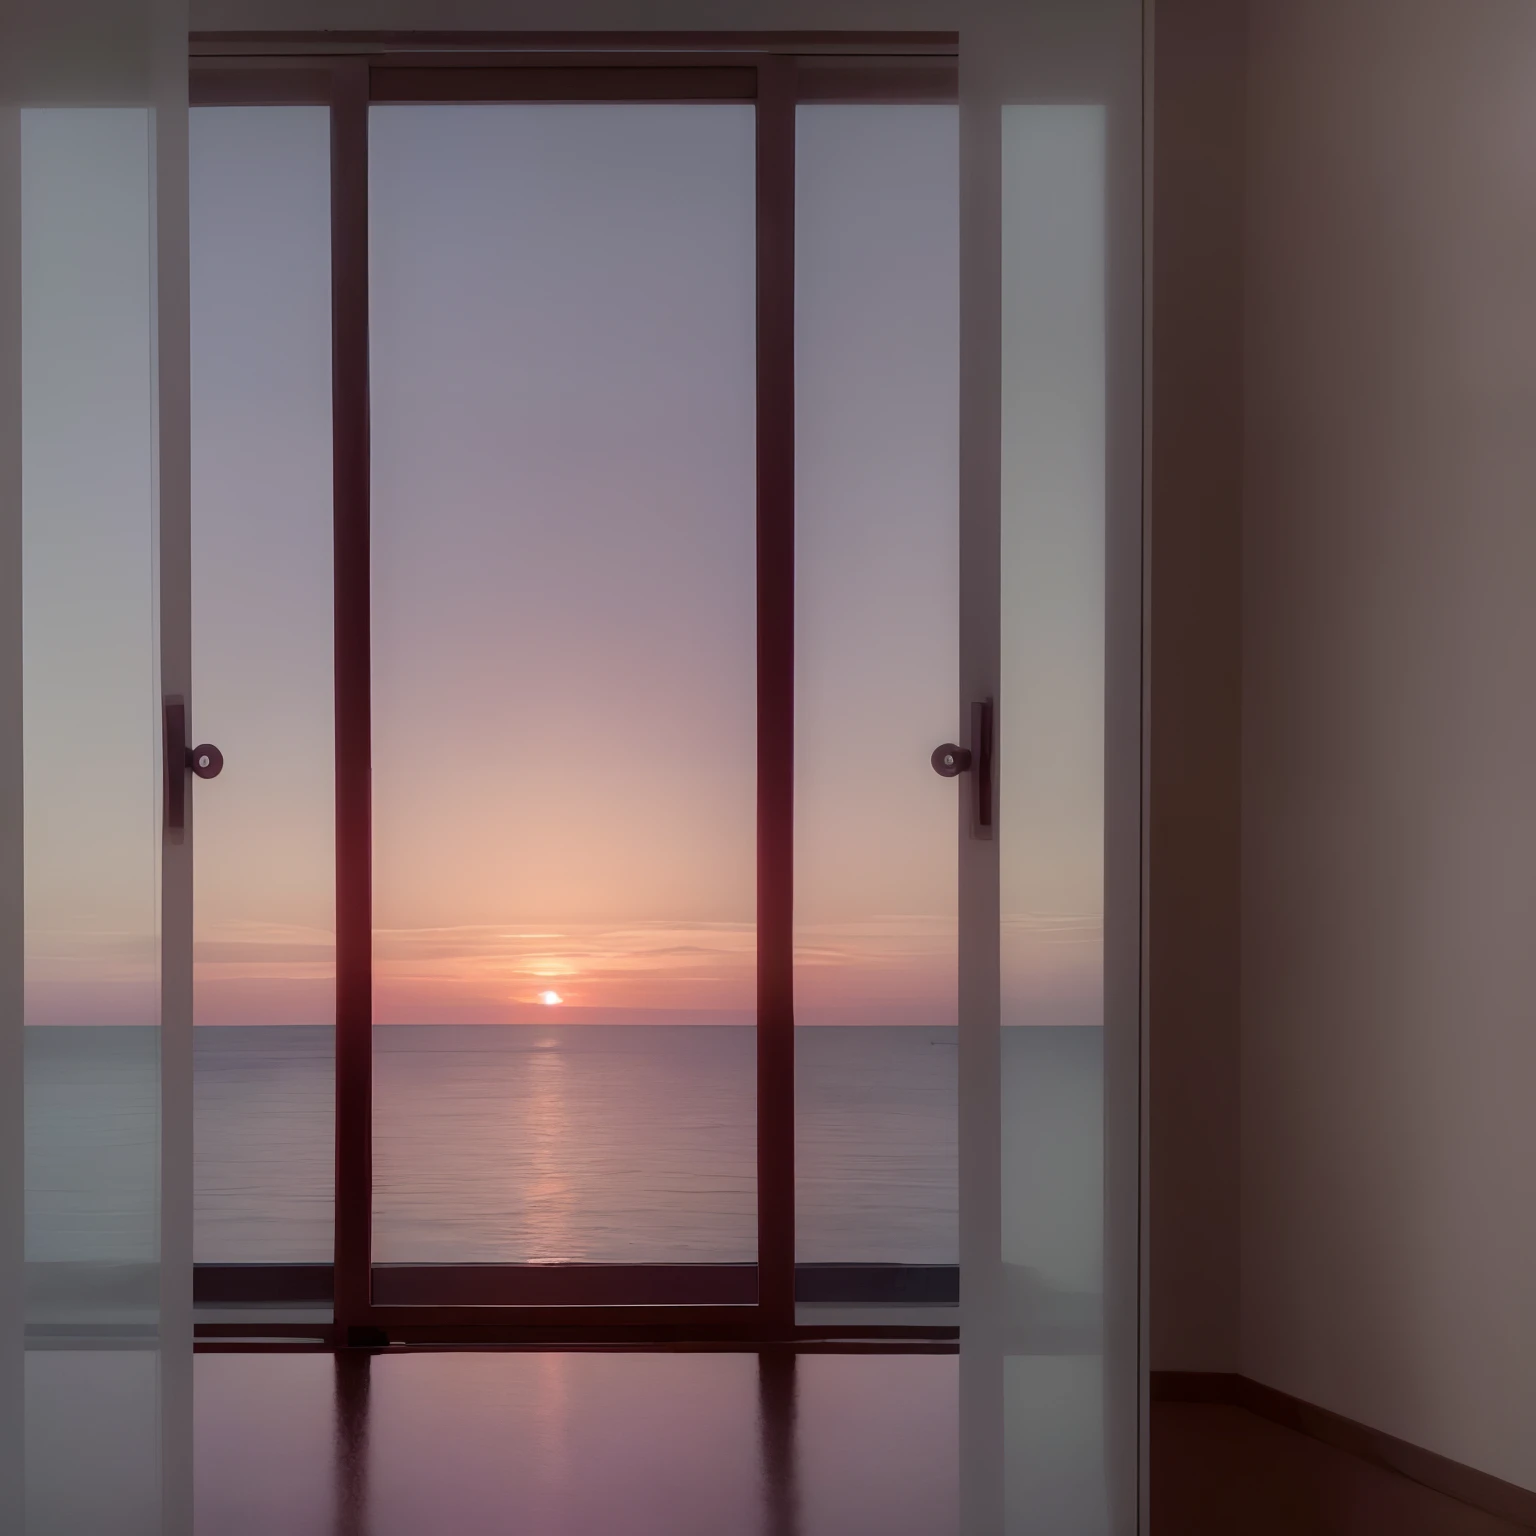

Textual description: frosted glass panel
[1000,104,1106,1311]
[1000,105,1105,1043]
[20,104,164,1536]
[368,104,757,1265]
[189,105,336,1266]
[22,109,158,1039]
[997,101,1109,1536]
[792,105,959,1274]
[26,1353,161,1536]
[996,94,1113,1536]
[22,106,159,1305]
[1004,1355,1107,1534]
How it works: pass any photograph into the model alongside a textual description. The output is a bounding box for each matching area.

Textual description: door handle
[164,696,223,839]
[931,699,994,838]
[930,743,971,776]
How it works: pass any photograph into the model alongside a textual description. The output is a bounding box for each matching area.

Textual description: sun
[538,990,564,1007]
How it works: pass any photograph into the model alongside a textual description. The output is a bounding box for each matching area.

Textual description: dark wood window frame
[189,35,959,1349]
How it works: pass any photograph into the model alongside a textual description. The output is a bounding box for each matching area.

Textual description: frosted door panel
[791,105,959,1274]
[998,102,1115,1536]
[190,105,336,1267]
[22,106,159,1306]
[1000,103,1106,1314]
[368,104,757,1265]
[20,104,165,1536]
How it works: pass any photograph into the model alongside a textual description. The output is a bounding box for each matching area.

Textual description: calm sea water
[201,1025,958,1265]
[24,1026,958,1266]
[25,1025,1101,1280]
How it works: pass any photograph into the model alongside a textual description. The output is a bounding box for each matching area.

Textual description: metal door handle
[931,700,994,837]
[189,743,223,779]
[930,743,972,777]
[164,696,223,838]
[970,699,994,835]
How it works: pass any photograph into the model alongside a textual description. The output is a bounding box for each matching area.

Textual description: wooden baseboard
[1151,1370,1239,1403]
[1151,1371,1536,1530]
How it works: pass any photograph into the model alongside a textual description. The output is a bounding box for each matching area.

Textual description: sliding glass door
[16,17,1143,1529]
[185,52,1125,1357]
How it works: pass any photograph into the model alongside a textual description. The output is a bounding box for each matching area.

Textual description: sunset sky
[24,101,1105,1030]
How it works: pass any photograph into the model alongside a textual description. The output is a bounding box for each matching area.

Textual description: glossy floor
[37,1352,1510,1534]
[1153,1403,1532,1536]
[195,1357,1531,1536]
[195,1350,959,1536]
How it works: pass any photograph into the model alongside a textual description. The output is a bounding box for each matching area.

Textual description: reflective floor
[29,1349,1518,1534]
[1153,1403,1532,1536]
[194,1349,959,1536]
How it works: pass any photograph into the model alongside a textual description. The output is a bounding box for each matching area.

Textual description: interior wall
[1241,0,1536,1492]
[1145,0,1245,1376]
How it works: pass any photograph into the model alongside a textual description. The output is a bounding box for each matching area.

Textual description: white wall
[1242,0,1536,1492]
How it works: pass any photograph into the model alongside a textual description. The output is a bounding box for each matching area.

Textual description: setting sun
[538,990,564,1007]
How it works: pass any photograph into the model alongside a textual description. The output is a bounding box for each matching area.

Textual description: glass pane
[189,105,336,1270]
[22,104,159,1313]
[1000,100,1106,1319]
[21,105,162,1532]
[999,102,1110,1531]
[792,105,960,1300]
[368,104,758,1268]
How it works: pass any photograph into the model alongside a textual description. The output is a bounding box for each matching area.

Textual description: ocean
[25,1024,1101,1283]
